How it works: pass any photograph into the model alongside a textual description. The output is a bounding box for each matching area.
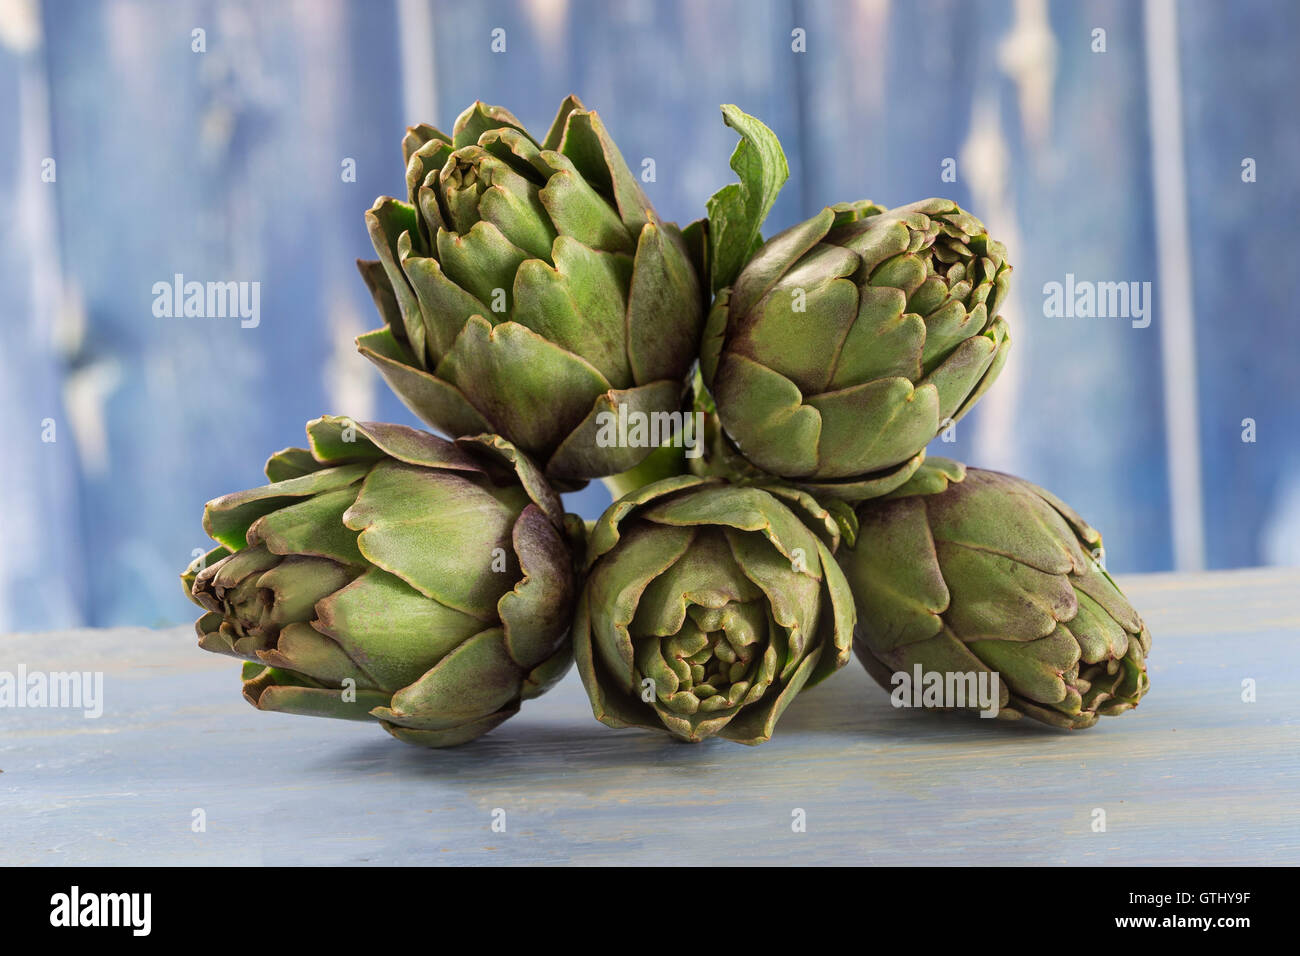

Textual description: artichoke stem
[600,442,689,500]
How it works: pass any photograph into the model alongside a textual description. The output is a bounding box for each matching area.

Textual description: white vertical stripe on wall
[961,89,1023,477]
[2,3,83,629]
[397,0,439,125]
[1144,0,1205,571]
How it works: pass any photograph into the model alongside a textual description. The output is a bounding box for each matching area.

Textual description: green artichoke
[573,475,855,744]
[700,198,1012,500]
[357,95,704,483]
[180,417,579,748]
[838,459,1151,729]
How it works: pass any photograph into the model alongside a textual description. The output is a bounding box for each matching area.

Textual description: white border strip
[1144,0,1205,570]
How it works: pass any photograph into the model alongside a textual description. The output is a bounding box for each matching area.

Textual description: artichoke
[180,417,579,748]
[838,459,1151,729]
[357,95,704,483]
[573,475,855,744]
[700,198,1012,500]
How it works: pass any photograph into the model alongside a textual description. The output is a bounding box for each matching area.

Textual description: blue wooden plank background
[1,0,1297,631]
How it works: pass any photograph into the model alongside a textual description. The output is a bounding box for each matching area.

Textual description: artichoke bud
[182,417,581,748]
[839,460,1151,730]
[356,95,705,484]
[703,197,1011,502]
[574,477,855,745]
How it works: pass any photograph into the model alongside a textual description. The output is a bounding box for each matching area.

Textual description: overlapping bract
[573,476,855,743]
[357,96,704,482]
[838,459,1151,729]
[701,198,1011,500]
[181,417,578,747]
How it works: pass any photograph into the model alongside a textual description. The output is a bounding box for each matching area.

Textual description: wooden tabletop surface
[3,567,1298,866]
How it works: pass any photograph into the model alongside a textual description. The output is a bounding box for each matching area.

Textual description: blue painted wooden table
[3,568,1297,865]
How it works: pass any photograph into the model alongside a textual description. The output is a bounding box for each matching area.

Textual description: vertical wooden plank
[39,0,408,626]
[0,5,87,629]
[1144,0,1205,570]
[796,0,1172,572]
[1177,0,1300,568]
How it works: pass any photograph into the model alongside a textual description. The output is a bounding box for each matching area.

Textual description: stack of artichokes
[183,97,1150,747]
